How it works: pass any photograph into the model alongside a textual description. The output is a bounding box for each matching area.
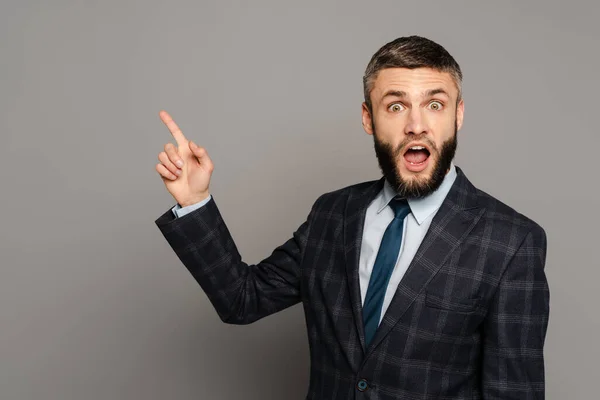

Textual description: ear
[362,102,374,135]
[456,98,464,131]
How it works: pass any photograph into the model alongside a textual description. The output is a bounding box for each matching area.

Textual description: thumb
[189,140,209,163]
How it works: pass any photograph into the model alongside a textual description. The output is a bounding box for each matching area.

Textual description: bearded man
[154,35,549,400]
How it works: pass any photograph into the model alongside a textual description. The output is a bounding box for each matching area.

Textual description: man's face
[362,67,464,198]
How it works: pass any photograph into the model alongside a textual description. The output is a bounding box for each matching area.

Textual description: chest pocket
[424,291,481,314]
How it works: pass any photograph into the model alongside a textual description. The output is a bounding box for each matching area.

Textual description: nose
[404,108,428,136]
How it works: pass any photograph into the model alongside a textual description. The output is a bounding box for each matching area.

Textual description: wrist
[179,193,210,208]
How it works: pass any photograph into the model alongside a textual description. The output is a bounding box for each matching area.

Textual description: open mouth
[402,144,431,172]
[404,144,431,164]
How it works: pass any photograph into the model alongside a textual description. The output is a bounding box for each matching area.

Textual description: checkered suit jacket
[155,166,549,400]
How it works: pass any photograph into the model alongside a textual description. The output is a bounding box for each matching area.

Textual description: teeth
[410,146,425,150]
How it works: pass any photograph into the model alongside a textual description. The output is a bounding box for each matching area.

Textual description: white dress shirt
[359,163,457,325]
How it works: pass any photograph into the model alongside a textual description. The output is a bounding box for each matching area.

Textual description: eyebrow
[382,90,408,99]
[381,88,450,100]
[425,88,450,98]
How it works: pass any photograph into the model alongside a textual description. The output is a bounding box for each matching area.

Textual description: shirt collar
[376,162,458,225]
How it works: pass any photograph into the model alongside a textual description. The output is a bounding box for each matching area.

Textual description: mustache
[394,136,438,154]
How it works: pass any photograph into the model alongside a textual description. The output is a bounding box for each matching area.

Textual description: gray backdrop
[1,0,598,399]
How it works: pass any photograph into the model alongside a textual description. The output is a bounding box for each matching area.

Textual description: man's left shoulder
[471,183,546,243]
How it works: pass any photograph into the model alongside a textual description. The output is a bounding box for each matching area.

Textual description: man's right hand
[155,110,214,207]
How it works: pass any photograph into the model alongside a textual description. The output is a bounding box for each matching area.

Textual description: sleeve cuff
[171,195,213,218]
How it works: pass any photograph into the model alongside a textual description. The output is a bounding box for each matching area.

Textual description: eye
[388,103,404,112]
[428,101,444,111]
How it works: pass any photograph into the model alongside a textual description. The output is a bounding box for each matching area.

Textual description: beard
[372,119,458,199]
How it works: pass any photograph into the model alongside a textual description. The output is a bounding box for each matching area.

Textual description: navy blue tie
[363,197,411,347]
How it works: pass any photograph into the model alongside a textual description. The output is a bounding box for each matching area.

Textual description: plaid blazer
[155,166,549,400]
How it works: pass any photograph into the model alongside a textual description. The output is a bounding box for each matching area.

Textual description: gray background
[1,0,598,399]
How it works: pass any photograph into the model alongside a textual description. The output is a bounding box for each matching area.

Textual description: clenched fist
[155,110,214,207]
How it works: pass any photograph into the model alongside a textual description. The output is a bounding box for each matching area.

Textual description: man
[154,36,549,399]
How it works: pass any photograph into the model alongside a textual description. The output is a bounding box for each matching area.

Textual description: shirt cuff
[171,195,212,218]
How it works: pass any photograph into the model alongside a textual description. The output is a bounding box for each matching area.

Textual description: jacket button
[357,379,368,391]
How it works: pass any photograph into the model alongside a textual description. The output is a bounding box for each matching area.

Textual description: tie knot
[389,197,411,219]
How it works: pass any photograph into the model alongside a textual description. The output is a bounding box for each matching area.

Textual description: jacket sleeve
[155,195,317,324]
[481,225,550,399]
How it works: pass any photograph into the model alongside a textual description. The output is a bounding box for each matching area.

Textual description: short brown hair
[363,36,463,112]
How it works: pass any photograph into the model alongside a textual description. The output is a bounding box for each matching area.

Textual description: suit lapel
[365,167,485,354]
[343,177,385,355]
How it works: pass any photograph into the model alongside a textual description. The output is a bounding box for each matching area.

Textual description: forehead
[370,67,458,101]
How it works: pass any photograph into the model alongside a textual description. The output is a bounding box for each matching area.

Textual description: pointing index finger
[159,110,187,146]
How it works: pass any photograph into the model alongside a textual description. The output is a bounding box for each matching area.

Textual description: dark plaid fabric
[155,166,549,400]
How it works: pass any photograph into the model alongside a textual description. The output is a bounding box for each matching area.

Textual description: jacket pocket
[425,291,481,313]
